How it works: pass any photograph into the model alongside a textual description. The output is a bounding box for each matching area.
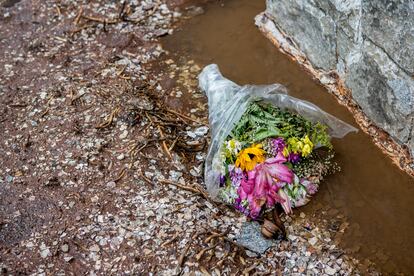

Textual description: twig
[116,65,128,76]
[55,5,62,17]
[157,126,172,159]
[70,89,85,105]
[74,7,83,25]
[39,107,50,118]
[168,137,179,152]
[158,179,207,199]
[8,103,27,108]
[204,227,231,243]
[96,107,120,129]
[177,242,191,267]
[82,14,119,24]
[113,168,127,183]
[195,243,219,261]
[119,1,128,20]
[70,24,96,36]
[161,233,179,247]
[216,251,229,266]
[139,172,153,185]
[166,109,205,125]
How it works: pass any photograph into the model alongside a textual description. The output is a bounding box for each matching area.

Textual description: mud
[162,0,414,274]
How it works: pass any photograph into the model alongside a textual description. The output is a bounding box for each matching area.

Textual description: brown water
[162,0,414,274]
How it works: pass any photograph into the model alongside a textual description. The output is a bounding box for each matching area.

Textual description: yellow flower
[282,147,290,157]
[235,144,266,171]
[287,135,314,157]
[302,144,312,157]
[301,135,314,157]
[287,137,302,153]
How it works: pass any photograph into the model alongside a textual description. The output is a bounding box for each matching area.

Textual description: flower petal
[265,152,287,165]
[254,169,269,198]
[267,163,293,183]
[278,189,292,214]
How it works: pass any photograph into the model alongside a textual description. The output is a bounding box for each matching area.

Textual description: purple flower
[219,175,226,187]
[234,198,251,217]
[228,165,243,188]
[271,138,286,155]
[288,152,301,164]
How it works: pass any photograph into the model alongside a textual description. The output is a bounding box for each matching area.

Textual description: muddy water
[163,0,414,274]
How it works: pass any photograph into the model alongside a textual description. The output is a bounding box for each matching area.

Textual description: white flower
[226,139,242,156]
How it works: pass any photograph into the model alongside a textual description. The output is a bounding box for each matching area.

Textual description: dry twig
[74,7,83,25]
[113,168,127,183]
[158,179,208,199]
[96,107,120,129]
[139,172,153,185]
[166,109,205,125]
[177,242,191,267]
[195,243,219,261]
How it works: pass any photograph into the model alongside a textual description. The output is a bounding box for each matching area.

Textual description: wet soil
[162,0,414,274]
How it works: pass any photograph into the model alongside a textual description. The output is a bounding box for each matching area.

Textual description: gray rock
[259,0,414,157]
[235,221,274,255]
[61,244,69,253]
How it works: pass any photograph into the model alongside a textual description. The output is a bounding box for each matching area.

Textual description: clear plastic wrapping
[199,64,357,198]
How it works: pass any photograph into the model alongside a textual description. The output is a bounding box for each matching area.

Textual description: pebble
[119,130,128,139]
[89,244,100,252]
[61,244,69,253]
[40,246,50,258]
[308,237,318,246]
[325,266,337,275]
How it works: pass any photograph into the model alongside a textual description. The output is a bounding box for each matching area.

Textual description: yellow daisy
[235,144,266,171]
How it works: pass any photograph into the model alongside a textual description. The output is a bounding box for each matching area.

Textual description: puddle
[163,0,414,274]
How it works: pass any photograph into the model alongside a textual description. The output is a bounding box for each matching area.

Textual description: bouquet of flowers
[217,101,338,219]
[199,64,356,223]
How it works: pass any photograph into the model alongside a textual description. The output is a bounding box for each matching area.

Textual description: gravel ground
[0,0,378,275]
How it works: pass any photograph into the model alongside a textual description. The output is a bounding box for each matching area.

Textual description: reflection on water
[162,0,414,274]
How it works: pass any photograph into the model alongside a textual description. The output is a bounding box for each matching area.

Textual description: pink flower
[278,188,292,214]
[247,194,265,219]
[237,152,294,218]
[254,153,294,189]
[238,170,256,200]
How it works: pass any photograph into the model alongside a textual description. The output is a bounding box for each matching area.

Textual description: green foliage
[229,101,332,148]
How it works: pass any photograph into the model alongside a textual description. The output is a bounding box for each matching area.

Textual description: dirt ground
[0,0,375,275]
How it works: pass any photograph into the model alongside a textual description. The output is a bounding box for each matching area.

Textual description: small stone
[61,244,69,253]
[308,237,318,246]
[325,266,337,275]
[40,248,50,258]
[119,130,128,139]
[235,222,274,254]
[5,175,14,183]
[299,212,306,218]
[193,126,209,136]
[106,181,116,188]
[89,244,100,252]
[117,154,125,160]
[246,250,259,258]
[64,256,73,262]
